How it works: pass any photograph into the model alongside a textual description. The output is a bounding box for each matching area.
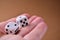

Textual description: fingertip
[19,13,30,19]
[0,22,6,33]
[6,18,16,22]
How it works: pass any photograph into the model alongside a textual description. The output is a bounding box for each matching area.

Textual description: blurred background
[0,0,60,40]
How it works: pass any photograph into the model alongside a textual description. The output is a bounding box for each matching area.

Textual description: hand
[0,13,47,40]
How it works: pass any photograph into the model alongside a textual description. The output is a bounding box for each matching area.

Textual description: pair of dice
[5,15,29,34]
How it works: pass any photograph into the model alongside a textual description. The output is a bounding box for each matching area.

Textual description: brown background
[0,0,60,40]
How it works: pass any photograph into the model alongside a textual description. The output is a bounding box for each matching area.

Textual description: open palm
[0,14,47,40]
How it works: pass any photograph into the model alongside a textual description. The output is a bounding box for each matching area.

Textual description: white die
[5,22,19,34]
[16,15,29,27]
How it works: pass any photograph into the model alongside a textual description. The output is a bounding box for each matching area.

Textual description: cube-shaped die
[16,15,29,27]
[5,22,19,34]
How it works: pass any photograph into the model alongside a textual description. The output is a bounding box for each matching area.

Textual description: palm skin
[0,14,47,40]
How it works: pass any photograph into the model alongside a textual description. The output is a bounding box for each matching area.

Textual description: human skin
[0,14,47,40]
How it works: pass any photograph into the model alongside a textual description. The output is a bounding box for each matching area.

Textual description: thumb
[0,35,23,40]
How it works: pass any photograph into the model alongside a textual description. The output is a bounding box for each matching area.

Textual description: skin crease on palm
[0,13,47,40]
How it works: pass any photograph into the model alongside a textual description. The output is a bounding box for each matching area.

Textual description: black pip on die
[16,15,29,27]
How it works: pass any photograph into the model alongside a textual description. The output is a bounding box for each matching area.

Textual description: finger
[18,17,43,37]
[29,16,37,23]
[30,17,43,27]
[24,22,47,40]
[0,14,30,34]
